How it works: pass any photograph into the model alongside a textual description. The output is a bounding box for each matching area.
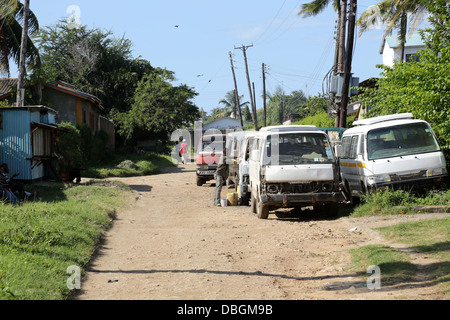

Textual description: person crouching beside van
[214,150,229,207]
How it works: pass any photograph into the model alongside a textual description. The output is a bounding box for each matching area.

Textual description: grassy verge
[83,153,176,179]
[377,218,450,296]
[0,182,129,300]
[348,188,450,297]
[351,188,450,217]
[351,245,417,284]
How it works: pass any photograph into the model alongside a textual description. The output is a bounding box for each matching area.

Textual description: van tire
[344,180,354,205]
[196,177,204,186]
[256,196,270,220]
[251,193,257,214]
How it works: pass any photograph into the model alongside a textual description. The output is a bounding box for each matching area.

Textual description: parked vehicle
[319,127,346,147]
[249,125,341,219]
[196,134,226,186]
[225,131,247,188]
[226,130,257,205]
[338,113,448,201]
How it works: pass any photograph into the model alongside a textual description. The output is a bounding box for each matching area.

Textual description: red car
[196,134,226,186]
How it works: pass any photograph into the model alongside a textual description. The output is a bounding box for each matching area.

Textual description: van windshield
[262,133,335,165]
[367,123,440,160]
[199,136,226,153]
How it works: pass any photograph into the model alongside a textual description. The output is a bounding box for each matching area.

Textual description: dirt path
[74,164,448,300]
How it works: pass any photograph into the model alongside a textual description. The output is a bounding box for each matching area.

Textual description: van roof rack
[260,125,318,133]
[354,113,414,126]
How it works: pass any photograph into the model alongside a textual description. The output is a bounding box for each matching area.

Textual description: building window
[405,54,420,62]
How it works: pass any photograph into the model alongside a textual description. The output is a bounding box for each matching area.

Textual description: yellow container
[227,192,238,206]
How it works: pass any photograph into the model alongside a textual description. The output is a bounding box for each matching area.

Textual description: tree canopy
[33,22,154,116]
[359,0,450,149]
[0,0,40,76]
[117,69,200,143]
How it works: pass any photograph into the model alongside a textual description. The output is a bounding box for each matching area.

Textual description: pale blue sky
[22,0,391,113]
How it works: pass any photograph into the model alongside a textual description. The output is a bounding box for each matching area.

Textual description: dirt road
[74,164,447,300]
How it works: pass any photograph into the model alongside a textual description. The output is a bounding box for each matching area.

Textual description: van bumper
[370,175,447,191]
[260,192,340,206]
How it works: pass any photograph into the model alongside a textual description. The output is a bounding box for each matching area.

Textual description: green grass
[349,188,450,297]
[0,183,129,300]
[377,218,450,295]
[84,153,176,179]
[351,245,417,284]
[351,188,450,217]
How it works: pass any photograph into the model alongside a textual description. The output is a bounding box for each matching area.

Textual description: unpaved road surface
[74,164,448,300]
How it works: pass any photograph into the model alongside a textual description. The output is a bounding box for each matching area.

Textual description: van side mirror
[335,145,344,158]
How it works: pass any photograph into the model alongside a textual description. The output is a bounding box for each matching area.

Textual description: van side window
[349,135,359,159]
[342,136,351,158]
[358,134,365,156]
[250,139,260,161]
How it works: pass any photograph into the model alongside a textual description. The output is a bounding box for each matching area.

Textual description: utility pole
[338,0,347,74]
[229,52,243,128]
[252,82,257,129]
[235,44,258,130]
[262,63,267,127]
[334,0,348,127]
[16,0,30,107]
[339,0,357,129]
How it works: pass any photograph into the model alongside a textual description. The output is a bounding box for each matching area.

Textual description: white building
[380,33,425,67]
[201,117,245,132]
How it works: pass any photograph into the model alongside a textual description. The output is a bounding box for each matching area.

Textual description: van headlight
[367,174,391,186]
[426,167,447,177]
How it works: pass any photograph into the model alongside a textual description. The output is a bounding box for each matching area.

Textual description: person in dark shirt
[0,165,21,205]
[214,150,229,207]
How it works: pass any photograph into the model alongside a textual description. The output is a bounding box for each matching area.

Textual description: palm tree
[0,0,40,76]
[219,90,248,120]
[298,0,340,17]
[358,0,428,62]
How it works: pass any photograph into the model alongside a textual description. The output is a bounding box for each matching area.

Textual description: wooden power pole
[334,0,347,127]
[339,0,357,129]
[262,63,267,127]
[229,52,244,128]
[235,44,258,131]
[16,0,30,107]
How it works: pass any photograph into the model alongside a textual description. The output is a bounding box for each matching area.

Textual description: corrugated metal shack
[0,105,64,181]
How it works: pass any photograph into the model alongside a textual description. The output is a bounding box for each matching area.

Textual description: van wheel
[344,181,354,205]
[256,196,270,220]
[316,203,340,217]
[196,177,204,186]
[251,193,257,214]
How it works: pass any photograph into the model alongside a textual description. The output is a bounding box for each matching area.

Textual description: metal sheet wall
[0,109,33,180]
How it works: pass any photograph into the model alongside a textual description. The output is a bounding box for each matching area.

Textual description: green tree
[298,0,340,17]
[33,22,153,116]
[266,86,307,125]
[359,0,450,149]
[218,90,248,120]
[0,0,40,76]
[358,0,428,62]
[117,69,200,143]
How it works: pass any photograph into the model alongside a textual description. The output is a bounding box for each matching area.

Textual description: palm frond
[298,0,333,18]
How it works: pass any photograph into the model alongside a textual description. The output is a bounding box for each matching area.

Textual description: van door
[249,137,261,192]
[341,134,366,196]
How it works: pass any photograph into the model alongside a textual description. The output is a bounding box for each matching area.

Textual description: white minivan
[225,130,257,205]
[339,113,448,201]
[249,125,341,219]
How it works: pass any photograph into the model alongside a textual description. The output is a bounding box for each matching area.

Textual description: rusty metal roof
[0,78,18,96]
